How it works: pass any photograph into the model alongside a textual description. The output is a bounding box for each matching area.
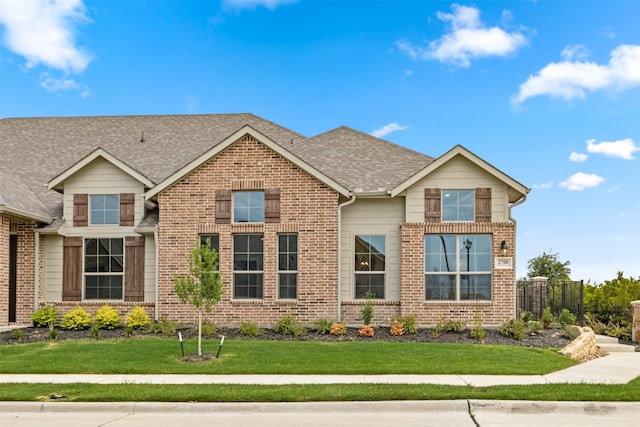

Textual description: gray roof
[0,114,434,222]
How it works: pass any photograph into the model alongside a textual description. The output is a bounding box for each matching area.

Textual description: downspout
[154,227,160,321]
[34,230,40,312]
[337,193,356,321]
[508,193,527,316]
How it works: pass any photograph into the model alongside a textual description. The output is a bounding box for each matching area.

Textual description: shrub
[499,318,526,340]
[49,329,59,341]
[145,317,177,336]
[198,319,218,337]
[470,312,485,341]
[313,318,333,335]
[541,307,554,329]
[359,325,374,337]
[11,329,24,341]
[361,292,374,325]
[519,311,534,323]
[32,304,58,329]
[526,320,543,334]
[444,320,466,333]
[274,315,306,337]
[392,315,417,334]
[61,306,92,330]
[237,321,264,337]
[390,320,404,336]
[430,319,445,338]
[125,306,151,329]
[558,308,577,326]
[330,322,346,336]
[90,324,101,340]
[561,325,580,340]
[94,304,121,330]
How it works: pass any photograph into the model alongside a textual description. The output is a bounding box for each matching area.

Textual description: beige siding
[63,157,145,237]
[340,197,404,301]
[406,156,510,223]
[43,235,63,301]
[144,234,156,303]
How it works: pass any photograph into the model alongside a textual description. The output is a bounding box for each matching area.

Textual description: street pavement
[0,351,638,426]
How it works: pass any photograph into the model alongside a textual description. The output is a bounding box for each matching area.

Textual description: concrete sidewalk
[1,352,639,386]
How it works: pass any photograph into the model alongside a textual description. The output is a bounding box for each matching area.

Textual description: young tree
[173,239,223,356]
[527,251,571,282]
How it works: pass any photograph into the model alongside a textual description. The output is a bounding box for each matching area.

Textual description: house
[0,114,529,328]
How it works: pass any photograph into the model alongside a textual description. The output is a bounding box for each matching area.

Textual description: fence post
[632,300,640,344]
[531,276,548,320]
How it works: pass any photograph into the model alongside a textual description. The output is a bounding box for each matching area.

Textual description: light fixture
[464,239,472,250]
[500,240,509,256]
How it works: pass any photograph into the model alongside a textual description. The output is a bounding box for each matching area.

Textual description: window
[233,191,265,223]
[278,234,298,299]
[442,190,474,222]
[85,238,123,299]
[425,234,492,301]
[200,234,220,269]
[354,235,385,299]
[90,195,119,225]
[233,234,263,298]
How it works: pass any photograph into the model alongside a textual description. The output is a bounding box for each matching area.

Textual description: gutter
[154,227,160,321]
[0,206,52,225]
[34,230,40,312]
[508,193,527,316]
[337,193,356,321]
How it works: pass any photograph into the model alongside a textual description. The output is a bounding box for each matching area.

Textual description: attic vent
[140,132,145,143]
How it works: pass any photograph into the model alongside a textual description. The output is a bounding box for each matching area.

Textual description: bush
[499,318,526,340]
[237,321,264,337]
[11,329,24,341]
[444,320,466,333]
[561,325,580,340]
[558,308,576,326]
[32,304,58,329]
[145,317,177,336]
[61,306,92,330]
[274,315,306,337]
[94,304,121,330]
[519,311,534,323]
[198,319,218,337]
[390,320,404,336]
[125,306,151,329]
[361,292,374,325]
[541,307,554,329]
[359,325,374,337]
[391,315,417,334]
[330,322,346,336]
[313,318,333,335]
[526,320,543,334]
[471,313,485,341]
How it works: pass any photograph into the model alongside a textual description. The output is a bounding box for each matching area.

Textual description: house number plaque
[494,257,513,269]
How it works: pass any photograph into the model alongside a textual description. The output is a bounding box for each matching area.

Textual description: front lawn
[0,338,575,375]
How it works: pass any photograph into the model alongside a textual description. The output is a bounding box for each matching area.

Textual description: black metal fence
[516,280,584,324]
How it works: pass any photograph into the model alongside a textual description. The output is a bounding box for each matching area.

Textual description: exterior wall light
[500,240,509,256]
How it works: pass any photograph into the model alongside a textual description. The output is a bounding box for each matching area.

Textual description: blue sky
[1,0,638,284]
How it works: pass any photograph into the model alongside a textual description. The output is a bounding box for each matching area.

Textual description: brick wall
[340,300,401,327]
[157,134,340,327]
[400,221,516,327]
[0,216,9,325]
[15,222,36,324]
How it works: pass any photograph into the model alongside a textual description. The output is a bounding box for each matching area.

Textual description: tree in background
[173,239,223,356]
[527,251,571,282]
[584,272,640,325]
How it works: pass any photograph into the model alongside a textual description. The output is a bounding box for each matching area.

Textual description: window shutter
[424,188,441,223]
[265,188,281,223]
[215,190,231,224]
[475,188,492,222]
[124,236,145,302]
[119,193,135,226]
[62,236,83,301]
[73,194,88,227]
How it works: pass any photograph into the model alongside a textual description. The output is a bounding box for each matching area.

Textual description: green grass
[0,338,575,375]
[1,378,639,402]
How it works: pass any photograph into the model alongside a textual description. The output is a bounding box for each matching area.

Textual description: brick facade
[0,216,9,324]
[157,134,340,327]
[400,221,516,327]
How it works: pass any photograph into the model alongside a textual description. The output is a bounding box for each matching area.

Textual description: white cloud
[533,181,553,190]
[39,72,89,96]
[559,172,605,191]
[561,44,589,61]
[396,4,528,68]
[513,44,640,104]
[569,152,588,162]
[371,123,409,138]
[0,0,92,73]
[222,0,297,10]
[586,138,639,160]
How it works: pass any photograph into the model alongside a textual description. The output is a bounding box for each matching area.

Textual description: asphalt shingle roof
[0,114,435,222]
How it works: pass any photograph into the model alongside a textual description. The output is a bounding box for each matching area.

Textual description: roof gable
[48,147,155,191]
[146,125,351,199]
[390,145,530,201]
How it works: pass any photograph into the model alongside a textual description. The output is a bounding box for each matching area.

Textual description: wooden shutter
[73,194,88,227]
[119,193,135,226]
[62,236,83,301]
[124,236,145,302]
[265,188,281,223]
[424,188,441,223]
[475,188,492,223]
[215,190,231,224]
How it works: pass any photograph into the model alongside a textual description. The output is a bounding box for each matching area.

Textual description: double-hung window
[233,191,264,223]
[425,234,492,300]
[233,234,263,298]
[84,238,124,299]
[90,195,119,225]
[442,190,474,222]
[278,234,298,299]
[354,235,385,299]
[199,234,220,270]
